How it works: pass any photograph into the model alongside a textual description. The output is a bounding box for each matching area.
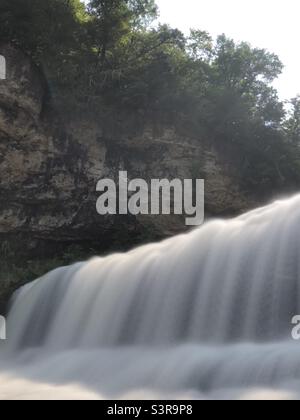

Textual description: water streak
[1,195,300,399]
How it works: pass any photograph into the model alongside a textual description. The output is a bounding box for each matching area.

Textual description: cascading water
[1,195,300,399]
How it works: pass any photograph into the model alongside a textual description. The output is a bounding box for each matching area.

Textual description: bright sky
[156,0,300,101]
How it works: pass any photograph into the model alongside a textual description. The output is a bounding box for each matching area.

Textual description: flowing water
[1,195,300,399]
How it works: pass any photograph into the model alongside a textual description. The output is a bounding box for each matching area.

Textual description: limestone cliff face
[0,44,254,306]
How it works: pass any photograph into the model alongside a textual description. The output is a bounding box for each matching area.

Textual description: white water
[1,195,300,399]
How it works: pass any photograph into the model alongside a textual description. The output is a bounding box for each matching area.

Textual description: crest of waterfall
[1,194,300,399]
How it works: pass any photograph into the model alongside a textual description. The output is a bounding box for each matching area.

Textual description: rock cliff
[0,44,254,308]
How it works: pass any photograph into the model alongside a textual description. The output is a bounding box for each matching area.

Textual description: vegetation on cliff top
[1,0,300,192]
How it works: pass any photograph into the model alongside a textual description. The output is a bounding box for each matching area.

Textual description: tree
[187,29,213,62]
[87,0,157,67]
[0,0,87,60]
[284,96,300,144]
[211,35,283,102]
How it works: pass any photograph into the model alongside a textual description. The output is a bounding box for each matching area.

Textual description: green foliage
[1,0,300,192]
[0,0,86,58]
[284,96,300,144]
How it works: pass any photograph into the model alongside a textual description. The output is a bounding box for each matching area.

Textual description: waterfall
[1,195,300,399]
